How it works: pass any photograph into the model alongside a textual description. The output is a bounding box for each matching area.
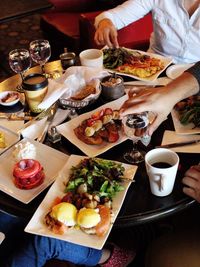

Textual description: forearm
[166,72,199,106]
[95,0,152,30]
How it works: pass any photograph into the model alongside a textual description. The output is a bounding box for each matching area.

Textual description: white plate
[171,109,200,135]
[0,125,20,155]
[0,138,69,204]
[162,130,200,153]
[25,155,137,249]
[57,95,128,157]
[105,48,172,82]
[0,91,20,106]
[166,63,194,80]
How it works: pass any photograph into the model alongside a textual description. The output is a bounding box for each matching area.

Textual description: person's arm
[182,165,200,203]
[94,0,152,47]
[120,68,200,135]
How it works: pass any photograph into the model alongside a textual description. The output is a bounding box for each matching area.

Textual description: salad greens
[178,98,200,128]
[65,158,125,200]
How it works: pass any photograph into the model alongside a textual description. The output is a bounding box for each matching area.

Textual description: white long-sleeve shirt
[95,0,200,64]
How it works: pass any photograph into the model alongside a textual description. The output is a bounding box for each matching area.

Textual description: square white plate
[171,109,200,135]
[0,125,20,155]
[105,48,172,82]
[162,130,200,153]
[0,138,69,204]
[57,95,128,157]
[25,154,137,250]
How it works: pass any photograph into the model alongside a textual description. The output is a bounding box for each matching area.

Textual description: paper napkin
[38,66,109,110]
[161,130,200,153]
[20,108,70,140]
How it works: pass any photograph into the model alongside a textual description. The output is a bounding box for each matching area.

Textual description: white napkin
[161,130,200,153]
[20,108,70,140]
[38,66,109,109]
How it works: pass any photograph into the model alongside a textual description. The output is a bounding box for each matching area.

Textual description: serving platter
[0,138,69,203]
[103,47,172,82]
[57,95,128,157]
[25,154,137,249]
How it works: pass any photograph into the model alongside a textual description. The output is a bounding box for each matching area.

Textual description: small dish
[0,91,20,106]
[0,138,69,203]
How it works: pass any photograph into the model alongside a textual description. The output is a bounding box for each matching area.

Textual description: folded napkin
[20,108,70,140]
[161,130,200,153]
[38,66,109,110]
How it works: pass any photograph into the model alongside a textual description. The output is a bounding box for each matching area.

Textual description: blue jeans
[0,211,27,260]
[4,235,102,267]
[0,211,102,267]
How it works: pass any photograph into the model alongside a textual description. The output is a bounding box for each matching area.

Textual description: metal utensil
[0,114,33,121]
[37,103,58,143]
[157,139,200,149]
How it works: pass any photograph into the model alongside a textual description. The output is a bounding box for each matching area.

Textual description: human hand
[94,19,119,48]
[119,86,177,136]
[182,165,200,203]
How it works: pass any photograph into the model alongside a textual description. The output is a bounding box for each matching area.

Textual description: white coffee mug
[79,49,103,68]
[145,148,179,197]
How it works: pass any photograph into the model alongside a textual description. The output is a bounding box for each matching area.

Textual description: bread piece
[71,85,96,100]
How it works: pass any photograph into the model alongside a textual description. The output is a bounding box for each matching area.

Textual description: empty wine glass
[9,48,31,88]
[29,39,51,73]
[122,112,151,164]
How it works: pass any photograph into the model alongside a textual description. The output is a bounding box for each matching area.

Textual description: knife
[157,139,200,149]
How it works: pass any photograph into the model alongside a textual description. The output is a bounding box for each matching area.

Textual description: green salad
[65,158,125,200]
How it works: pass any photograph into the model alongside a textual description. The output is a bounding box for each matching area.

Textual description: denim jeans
[0,211,102,267]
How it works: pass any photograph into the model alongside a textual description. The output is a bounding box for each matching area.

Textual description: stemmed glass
[29,39,51,73]
[122,112,151,164]
[9,48,31,89]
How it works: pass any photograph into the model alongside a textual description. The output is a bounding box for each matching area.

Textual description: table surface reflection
[0,63,197,228]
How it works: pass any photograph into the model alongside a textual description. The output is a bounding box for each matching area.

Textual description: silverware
[0,114,33,121]
[37,103,58,143]
[157,139,200,149]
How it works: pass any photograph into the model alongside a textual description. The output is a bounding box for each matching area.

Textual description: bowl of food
[0,91,20,106]
[101,74,125,101]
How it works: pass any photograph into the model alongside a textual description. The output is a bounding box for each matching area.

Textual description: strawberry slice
[104,108,113,115]
[108,130,119,143]
[91,109,104,120]
[86,118,96,127]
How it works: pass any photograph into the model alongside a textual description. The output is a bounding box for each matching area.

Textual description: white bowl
[0,91,20,106]
[79,49,103,68]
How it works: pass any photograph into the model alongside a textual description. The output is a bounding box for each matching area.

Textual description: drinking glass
[9,48,31,85]
[29,39,51,73]
[122,112,151,164]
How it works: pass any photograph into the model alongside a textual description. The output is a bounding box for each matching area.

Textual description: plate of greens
[25,155,137,249]
[103,47,172,82]
[171,96,200,134]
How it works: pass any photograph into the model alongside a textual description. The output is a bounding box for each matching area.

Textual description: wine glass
[29,39,51,73]
[9,48,31,89]
[122,112,151,164]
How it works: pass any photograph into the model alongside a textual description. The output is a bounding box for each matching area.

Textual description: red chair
[40,0,153,59]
